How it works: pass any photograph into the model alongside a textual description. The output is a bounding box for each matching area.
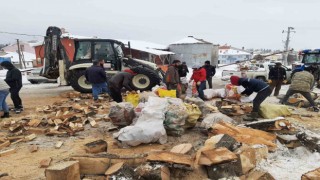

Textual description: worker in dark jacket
[268,61,287,96]
[108,70,136,103]
[230,76,272,121]
[165,60,181,97]
[85,59,109,101]
[203,60,216,89]
[0,61,23,114]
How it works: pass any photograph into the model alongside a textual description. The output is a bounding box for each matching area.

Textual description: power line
[0,31,44,37]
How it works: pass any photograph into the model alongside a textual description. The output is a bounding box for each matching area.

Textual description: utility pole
[282,27,295,66]
[16,39,23,69]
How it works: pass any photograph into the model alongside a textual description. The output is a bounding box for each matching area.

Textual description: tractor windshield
[302,53,320,64]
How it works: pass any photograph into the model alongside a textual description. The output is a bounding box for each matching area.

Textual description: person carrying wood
[280,69,319,112]
[230,76,272,121]
[268,61,287,96]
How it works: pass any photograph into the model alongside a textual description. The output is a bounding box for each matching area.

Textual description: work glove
[268,80,272,84]
[283,80,287,84]
[196,81,201,86]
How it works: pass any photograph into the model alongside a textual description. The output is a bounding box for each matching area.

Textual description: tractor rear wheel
[69,70,92,93]
[130,67,161,91]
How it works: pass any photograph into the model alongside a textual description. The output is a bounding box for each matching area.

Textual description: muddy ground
[0,80,320,180]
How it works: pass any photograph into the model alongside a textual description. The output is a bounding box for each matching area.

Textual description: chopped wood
[0,148,16,157]
[72,104,83,112]
[235,147,256,174]
[29,145,38,153]
[297,131,320,153]
[71,154,146,175]
[135,164,170,180]
[11,138,24,145]
[6,136,24,141]
[302,167,320,180]
[25,134,37,141]
[27,127,48,134]
[89,119,98,128]
[105,162,124,175]
[246,170,275,180]
[0,141,10,150]
[212,134,239,151]
[277,134,301,148]
[201,147,238,165]
[170,143,193,154]
[245,118,293,132]
[84,140,107,153]
[45,161,80,180]
[55,141,64,149]
[54,119,63,126]
[206,160,242,179]
[209,121,277,151]
[28,119,41,127]
[40,158,52,168]
[146,151,193,168]
[9,125,22,132]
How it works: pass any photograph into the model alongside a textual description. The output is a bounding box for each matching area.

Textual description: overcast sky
[1,0,319,50]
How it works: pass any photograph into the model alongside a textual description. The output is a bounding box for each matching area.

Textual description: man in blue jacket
[85,59,109,101]
[230,76,272,121]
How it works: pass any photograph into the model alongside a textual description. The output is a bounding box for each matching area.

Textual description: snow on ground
[257,142,320,180]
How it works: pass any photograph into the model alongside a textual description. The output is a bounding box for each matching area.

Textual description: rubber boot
[243,112,259,121]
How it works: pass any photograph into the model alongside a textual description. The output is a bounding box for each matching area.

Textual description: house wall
[219,54,251,64]
[169,43,218,66]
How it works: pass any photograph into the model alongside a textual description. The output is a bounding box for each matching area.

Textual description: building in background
[218,45,252,64]
[168,36,219,67]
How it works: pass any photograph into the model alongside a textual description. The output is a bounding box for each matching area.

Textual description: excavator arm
[41,26,70,79]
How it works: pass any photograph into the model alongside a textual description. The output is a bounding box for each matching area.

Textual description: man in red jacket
[190,64,207,100]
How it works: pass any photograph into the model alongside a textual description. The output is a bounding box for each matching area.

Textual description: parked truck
[221,62,292,82]
[40,26,162,93]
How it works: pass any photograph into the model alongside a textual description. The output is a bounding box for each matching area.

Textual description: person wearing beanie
[165,60,181,97]
[190,65,207,100]
[0,61,23,114]
[268,61,287,96]
[230,75,271,121]
[280,69,319,112]
[203,60,216,89]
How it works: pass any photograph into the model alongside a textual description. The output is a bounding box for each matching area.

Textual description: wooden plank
[146,151,193,167]
[84,140,107,154]
[28,119,41,127]
[27,127,48,134]
[170,143,193,154]
[302,167,320,180]
[0,141,10,150]
[0,148,16,157]
[40,158,52,168]
[201,147,238,165]
[25,134,37,141]
[105,162,124,175]
[45,161,80,180]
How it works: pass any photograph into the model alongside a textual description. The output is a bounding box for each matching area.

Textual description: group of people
[164,60,216,100]
[0,61,23,118]
[229,62,319,121]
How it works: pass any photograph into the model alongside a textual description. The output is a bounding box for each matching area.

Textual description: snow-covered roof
[61,33,95,39]
[170,36,212,45]
[0,51,35,62]
[219,49,251,55]
[118,39,175,56]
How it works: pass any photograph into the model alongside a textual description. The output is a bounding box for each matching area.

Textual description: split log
[302,167,320,180]
[0,148,16,157]
[170,143,193,154]
[146,151,193,169]
[105,162,124,176]
[209,121,277,151]
[245,118,293,131]
[28,119,41,127]
[201,147,237,165]
[234,147,256,174]
[297,131,320,152]
[135,164,170,180]
[84,140,107,153]
[71,154,146,175]
[246,170,275,180]
[45,161,80,180]
[212,134,239,151]
[27,127,48,134]
[25,134,37,141]
[0,141,10,150]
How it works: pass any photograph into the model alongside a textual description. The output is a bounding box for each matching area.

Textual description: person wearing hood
[0,61,23,114]
[190,64,207,100]
[230,76,272,121]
